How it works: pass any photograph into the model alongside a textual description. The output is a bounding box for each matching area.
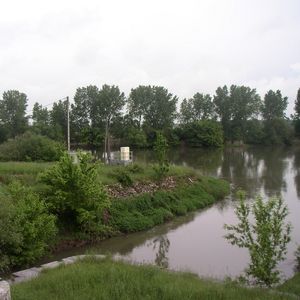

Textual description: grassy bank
[0,160,229,273]
[0,161,197,186]
[11,257,295,300]
[109,176,229,233]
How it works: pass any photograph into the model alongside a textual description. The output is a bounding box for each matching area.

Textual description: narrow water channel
[49,146,300,280]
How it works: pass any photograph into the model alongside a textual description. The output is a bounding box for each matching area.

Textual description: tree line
[1,85,300,149]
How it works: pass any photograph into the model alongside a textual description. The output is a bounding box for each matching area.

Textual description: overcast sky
[0,0,300,115]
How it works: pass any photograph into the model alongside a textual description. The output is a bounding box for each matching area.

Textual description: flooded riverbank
[47,146,300,280]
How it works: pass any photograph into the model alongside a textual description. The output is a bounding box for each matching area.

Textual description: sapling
[224,191,291,286]
[153,131,169,181]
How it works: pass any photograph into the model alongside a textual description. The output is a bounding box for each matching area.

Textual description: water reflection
[152,235,170,268]
[50,146,300,280]
[260,147,288,196]
[139,146,293,199]
[43,213,196,263]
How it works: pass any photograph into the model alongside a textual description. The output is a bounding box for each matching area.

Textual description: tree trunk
[104,120,108,164]
[107,131,111,164]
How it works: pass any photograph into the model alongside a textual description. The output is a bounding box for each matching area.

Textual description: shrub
[153,132,169,180]
[127,128,148,148]
[224,191,291,286]
[0,132,64,161]
[114,170,134,187]
[126,163,144,174]
[244,119,264,144]
[180,120,224,147]
[263,119,294,145]
[39,152,111,237]
[0,182,57,272]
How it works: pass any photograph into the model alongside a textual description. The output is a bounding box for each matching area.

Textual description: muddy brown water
[46,146,300,280]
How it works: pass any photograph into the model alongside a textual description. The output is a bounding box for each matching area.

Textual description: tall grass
[97,162,198,185]
[0,162,52,185]
[277,272,300,296]
[12,258,295,300]
[0,161,198,186]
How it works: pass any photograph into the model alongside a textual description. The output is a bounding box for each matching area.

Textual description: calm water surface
[54,146,300,280]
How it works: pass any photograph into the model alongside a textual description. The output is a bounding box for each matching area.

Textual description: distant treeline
[0,85,300,149]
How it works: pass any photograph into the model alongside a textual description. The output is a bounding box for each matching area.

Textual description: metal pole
[67,96,70,152]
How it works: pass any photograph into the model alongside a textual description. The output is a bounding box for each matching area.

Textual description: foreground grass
[277,272,300,296]
[12,258,294,300]
[0,161,197,186]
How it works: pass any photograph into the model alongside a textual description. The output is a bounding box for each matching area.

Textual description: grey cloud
[0,0,299,115]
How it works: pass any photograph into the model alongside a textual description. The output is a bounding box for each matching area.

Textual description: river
[51,146,300,281]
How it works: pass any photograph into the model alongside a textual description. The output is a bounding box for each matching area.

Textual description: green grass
[0,162,52,185]
[11,258,294,300]
[97,162,198,185]
[0,161,197,186]
[109,176,230,233]
[277,272,300,296]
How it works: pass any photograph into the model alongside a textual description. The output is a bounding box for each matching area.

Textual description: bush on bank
[0,132,64,162]
[0,158,229,273]
[178,120,224,147]
[0,182,57,272]
[39,153,111,237]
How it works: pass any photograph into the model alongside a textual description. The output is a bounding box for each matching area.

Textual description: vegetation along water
[1,86,300,298]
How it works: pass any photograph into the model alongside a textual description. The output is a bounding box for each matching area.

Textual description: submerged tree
[224,191,291,286]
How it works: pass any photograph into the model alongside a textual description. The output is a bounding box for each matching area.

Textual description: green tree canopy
[143,86,178,131]
[31,102,50,136]
[180,93,214,124]
[128,85,152,128]
[230,85,261,141]
[293,88,300,137]
[262,90,288,121]
[295,88,300,118]
[213,86,231,140]
[71,84,126,150]
[49,100,68,143]
[0,90,28,142]
[71,86,94,144]
[179,98,194,124]
[128,85,178,132]
[213,85,261,142]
